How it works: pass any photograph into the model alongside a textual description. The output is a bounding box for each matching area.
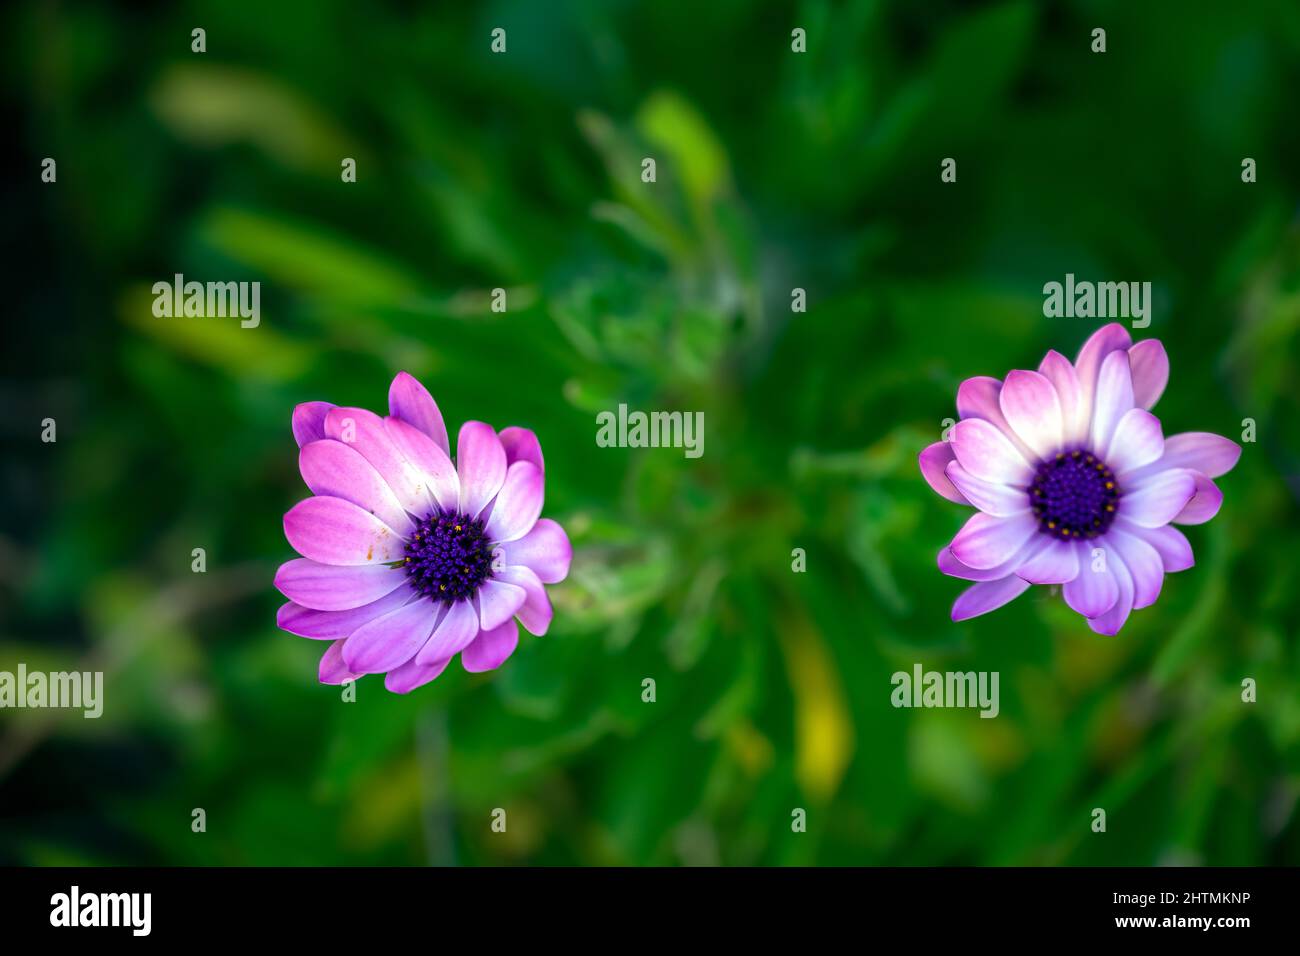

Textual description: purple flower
[919,324,1240,634]
[274,372,571,692]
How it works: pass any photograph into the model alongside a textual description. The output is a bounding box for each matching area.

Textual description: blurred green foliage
[2,0,1299,865]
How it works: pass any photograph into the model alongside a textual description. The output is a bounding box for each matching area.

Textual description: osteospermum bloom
[919,324,1240,634]
[274,372,571,692]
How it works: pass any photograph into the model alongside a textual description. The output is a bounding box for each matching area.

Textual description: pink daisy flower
[274,372,572,693]
[919,324,1240,635]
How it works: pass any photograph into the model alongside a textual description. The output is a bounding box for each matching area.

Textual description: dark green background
[2,0,1298,865]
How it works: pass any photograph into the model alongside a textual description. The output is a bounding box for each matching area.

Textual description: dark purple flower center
[401,510,494,603]
[1028,449,1120,540]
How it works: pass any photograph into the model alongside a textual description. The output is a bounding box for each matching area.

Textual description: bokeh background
[3,0,1299,866]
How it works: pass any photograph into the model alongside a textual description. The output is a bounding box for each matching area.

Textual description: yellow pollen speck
[1105,504,1115,512]
[1047,521,1056,529]
[439,584,446,591]
[1105,481,1114,489]
[455,524,462,532]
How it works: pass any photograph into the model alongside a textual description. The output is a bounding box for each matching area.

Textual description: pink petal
[1087,549,1134,635]
[1172,472,1223,525]
[1015,539,1080,585]
[1063,544,1120,618]
[945,461,1029,517]
[937,536,1048,581]
[457,421,508,519]
[318,640,361,685]
[283,496,406,566]
[1108,529,1164,609]
[951,575,1031,622]
[498,518,571,584]
[383,416,459,512]
[325,406,434,517]
[949,511,1039,570]
[1131,432,1241,481]
[956,376,1036,461]
[384,656,452,694]
[1127,339,1169,410]
[1074,323,1132,416]
[1107,408,1164,475]
[494,565,552,636]
[500,426,545,471]
[951,418,1034,487]
[292,401,336,447]
[274,558,407,611]
[919,441,969,505]
[1038,350,1085,445]
[461,618,520,673]
[485,461,544,543]
[388,371,450,455]
[1118,519,1194,572]
[299,439,413,535]
[477,578,526,631]
[999,369,1064,460]
[1120,468,1197,528]
[415,599,480,665]
[342,599,438,674]
[1088,349,1135,454]
[276,589,412,640]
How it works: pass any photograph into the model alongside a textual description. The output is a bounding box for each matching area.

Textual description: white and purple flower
[274,372,571,692]
[920,324,1240,634]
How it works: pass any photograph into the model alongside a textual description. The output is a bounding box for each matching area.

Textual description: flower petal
[1109,528,1164,609]
[284,496,406,566]
[919,441,969,504]
[1063,544,1120,618]
[1089,349,1135,453]
[937,536,1048,581]
[416,599,480,665]
[1107,408,1164,475]
[956,376,1036,461]
[1015,539,1080,585]
[1038,350,1085,445]
[388,371,450,455]
[1074,323,1132,415]
[461,618,520,673]
[318,640,361,685]
[299,440,413,535]
[274,558,407,611]
[951,576,1031,622]
[477,578,526,631]
[499,426,545,471]
[325,406,433,516]
[384,416,459,512]
[276,589,412,640]
[494,565,552,635]
[999,369,1065,460]
[1118,519,1194,572]
[485,461,544,543]
[383,656,452,694]
[1127,339,1169,410]
[342,599,438,674]
[457,421,508,519]
[951,418,1034,487]
[949,511,1039,570]
[1129,431,1241,481]
[945,461,1029,516]
[497,518,571,584]
[1172,472,1222,525]
[1120,468,1196,528]
[1087,548,1134,635]
[293,401,336,447]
